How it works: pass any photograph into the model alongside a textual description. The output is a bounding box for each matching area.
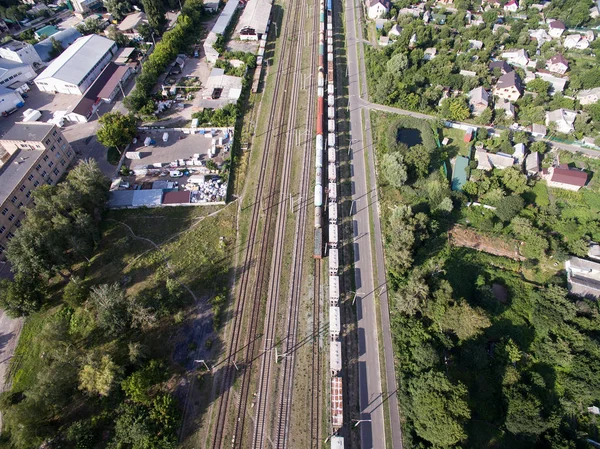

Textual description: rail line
[272,0,320,446]
[210,1,304,447]
[252,0,309,446]
[311,259,323,448]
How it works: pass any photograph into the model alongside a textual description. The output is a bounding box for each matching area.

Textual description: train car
[316,166,323,186]
[328,146,336,163]
[328,83,334,96]
[327,29,333,39]
[327,21,333,31]
[328,44,334,54]
[329,249,339,276]
[314,228,323,259]
[317,97,324,135]
[318,69,325,87]
[327,66,334,84]
[314,206,322,228]
[328,118,335,133]
[328,132,335,147]
[328,223,338,247]
[330,306,340,336]
[319,87,325,99]
[327,36,333,46]
[328,182,337,200]
[327,0,332,11]
[315,135,323,167]
[331,377,343,429]
[327,106,335,119]
[328,202,338,223]
[331,436,344,449]
[330,340,342,374]
[315,184,323,207]
[328,94,335,107]
[328,163,337,182]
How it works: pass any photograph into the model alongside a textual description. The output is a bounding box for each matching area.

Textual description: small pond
[396,127,422,147]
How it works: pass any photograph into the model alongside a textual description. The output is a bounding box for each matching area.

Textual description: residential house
[495,97,515,117]
[577,87,600,105]
[591,6,600,18]
[525,151,540,176]
[564,34,590,50]
[378,36,390,46]
[530,123,546,138]
[469,39,483,50]
[513,143,525,162]
[460,69,477,77]
[529,29,552,47]
[565,257,600,298]
[585,30,596,42]
[545,165,588,191]
[493,24,512,34]
[475,149,515,170]
[366,0,390,19]
[423,10,431,23]
[398,7,421,17]
[536,72,568,94]
[503,0,518,12]
[546,109,577,134]
[388,24,402,37]
[548,19,566,38]
[468,86,489,115]
[489,60,513,75]
[501,48,529,66]
[493,71,522,102]
[423,47,437,60]
[546,54,568,75]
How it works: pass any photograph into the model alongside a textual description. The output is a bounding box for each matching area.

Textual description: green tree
[380,152,408,189]
[104,0,131,20]
[62,276,89,308]
[495,195,525,222]
[505,386,550,440]
[404,144,431,179]
[442,97,471,121]
[501,167,528,194]
[121,360,164,404]
[0,274,45,317]
[90,283,131,336]
[79,355,121,397]
[408,370,471,447]
[76,17,103,35]
[386,52,409,74]
[106,25,129,47]
[48,37,63,59]
[97,112,137,152]
[530,141,548,153]
[141,0,167,31]
[439,301,491,340]
[527,78,551,96]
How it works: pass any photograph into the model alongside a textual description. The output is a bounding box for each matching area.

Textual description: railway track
[272,0,320,446]
[311,260,323,448]
[210,1,305,447]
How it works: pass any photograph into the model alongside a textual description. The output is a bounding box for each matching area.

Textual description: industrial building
[70,0,102,14]
[0,123,75,259]
[204,0,240,64]
[67,62,133,123]
[117,12,147,38]
[34,35,117,95]
[0,40,42,66]
[34,28,82,62]
[0,59,36,88]
[198,68,243,109]
[237,0,272,40]
[0,87,24,115]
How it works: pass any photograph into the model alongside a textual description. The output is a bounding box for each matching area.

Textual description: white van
[163,132,169,142]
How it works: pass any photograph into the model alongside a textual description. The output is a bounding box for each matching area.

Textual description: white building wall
[0,44,42,66]
[0,91,23,114]
[0,64,35,87]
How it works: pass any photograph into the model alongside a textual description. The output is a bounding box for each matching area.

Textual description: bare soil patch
[449,225,525,261]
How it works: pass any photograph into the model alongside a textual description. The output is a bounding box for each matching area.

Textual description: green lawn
[441,127,473,158]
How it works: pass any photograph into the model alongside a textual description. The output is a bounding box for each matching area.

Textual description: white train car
[316,166,323,186]
[315,135,323,168]
[328,182,337,200]
[328,106,335,119]
[328,202,338,223]
[328,83,334,96]
[329,248,339,275]
[328,94,335,107]
[328,132,335,147]
[328,223,338,247]
[328,118,335,132]
[330,306,340,337]
[330,340,342,374]
[328,163,337,182]
[315,184,323,207]
[331,436,344,449]
[329,273,339,303]
[328,146,336,163]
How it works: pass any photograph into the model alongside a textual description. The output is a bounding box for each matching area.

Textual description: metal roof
[34,28,82,62]
[237,0,272,35]
[330,436,344,449]
[330,306,340,334]
[213,0,240,35]
[330,340,342,372]
[0,149,44,205]
[108,190,134,208]
[0,59,30,79]
[550,165,587,187]
[70,62,124,117]
[36,34,115,86]
[162,190,191,204]
[1,122,55,142]
[331,377,344,428]
[132,189,162,207]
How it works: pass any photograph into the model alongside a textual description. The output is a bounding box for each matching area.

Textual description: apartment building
[0,123,75,258]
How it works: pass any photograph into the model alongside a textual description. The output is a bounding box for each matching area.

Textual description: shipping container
[328,94,335,107]
[328,83,334,95]
[329,273,339,302]
[328,106,335,119]
[327,22,333,31]
[315,184,323,207]
[328,44,333,54]
[330,306,340,335]
[328,37,333,46]
[314,228,323,259]
[328,132,335,147]
[328,119,335,133]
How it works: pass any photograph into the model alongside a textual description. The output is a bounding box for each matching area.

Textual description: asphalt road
[345,0,403,448]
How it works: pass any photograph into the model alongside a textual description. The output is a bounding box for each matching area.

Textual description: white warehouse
[34,35,117,95]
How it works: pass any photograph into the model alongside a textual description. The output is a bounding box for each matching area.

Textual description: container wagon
[328,223,338,247]
[314,228,323,259]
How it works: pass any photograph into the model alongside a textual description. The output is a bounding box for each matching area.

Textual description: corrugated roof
[132,189,162,207]
[330,340,342,372]
[108,190,135,208]
[97,65,130,100]
[550,165,587,187]
[36,34,115,86]
[70,62,121,116]
[238,0,272,35]
[34,28,82,62]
